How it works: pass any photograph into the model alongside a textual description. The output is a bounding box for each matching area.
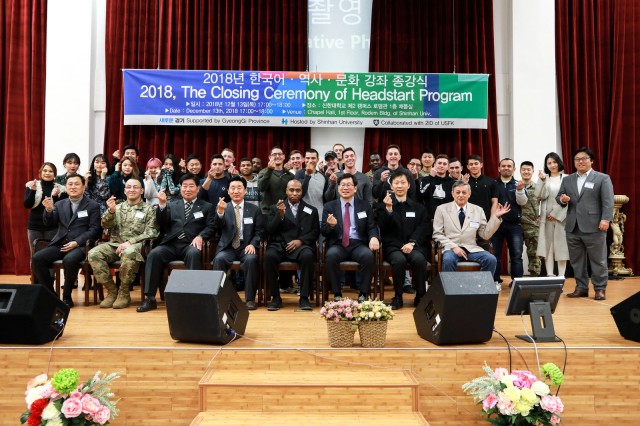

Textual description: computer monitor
[505,276,565,343]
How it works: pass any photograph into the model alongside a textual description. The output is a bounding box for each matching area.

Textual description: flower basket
[326,320,357,347]
[358,320,388,348]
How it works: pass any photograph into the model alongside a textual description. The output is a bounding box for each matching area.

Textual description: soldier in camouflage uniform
[519,161,541,276]
[88,179,159,308]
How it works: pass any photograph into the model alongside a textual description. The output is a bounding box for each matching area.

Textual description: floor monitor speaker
[413,271,498,345]
[0,284,69,345]
[610,291,640,343]
[164,270,248,344]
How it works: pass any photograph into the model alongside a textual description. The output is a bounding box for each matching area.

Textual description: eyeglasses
[574,156,590,162]
[408,162,421,166]
[270,153,284,157]
[338,184,355,188]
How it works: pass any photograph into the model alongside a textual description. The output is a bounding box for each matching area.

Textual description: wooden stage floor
[1,274,639,425]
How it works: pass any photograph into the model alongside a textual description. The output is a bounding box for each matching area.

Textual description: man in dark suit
[138,173,216,312]
[264,179,320,311]
[322,173,380,302]
[558,147,614,300]
[212,176,264,310]
[31,173,101,307]
[377,171,431,310]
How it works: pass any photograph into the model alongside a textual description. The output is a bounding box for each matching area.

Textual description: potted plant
[355,299,395,347]
[320,298,360,347]
[462,362,565,425]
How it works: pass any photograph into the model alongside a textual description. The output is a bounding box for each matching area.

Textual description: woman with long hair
[108,158,143,201]
[535,152,569,276]
[24,162,65,247]
[156,154,183,200]
[85,154,111,214]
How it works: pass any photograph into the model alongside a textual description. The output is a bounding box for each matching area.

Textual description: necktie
[178,201,192,240]
[342,202,351,248]
[459,208,465,228]
[232,205,241,249]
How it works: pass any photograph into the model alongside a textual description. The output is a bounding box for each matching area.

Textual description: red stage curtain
[0,0,47,274]
[556,0,639,270]
[104,0,310,167]
[365,0,500,173]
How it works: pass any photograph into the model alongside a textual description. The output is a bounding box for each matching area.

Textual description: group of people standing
[25,143,614,312]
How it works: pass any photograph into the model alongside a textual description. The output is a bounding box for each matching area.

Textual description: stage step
[198,366,420,412]
[191,411,429,425]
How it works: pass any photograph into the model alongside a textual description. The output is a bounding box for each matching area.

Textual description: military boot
[112,283,131,309]
[99,279,118,308]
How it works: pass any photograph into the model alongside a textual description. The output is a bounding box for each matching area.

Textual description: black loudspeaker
[0,284,70,345]
[164,270,249,344]
[610,291,640,343]
[413,271,498,345]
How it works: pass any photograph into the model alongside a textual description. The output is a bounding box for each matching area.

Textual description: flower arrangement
[320,298,360,322]
[21,368,120,426]
[463,362,565,425]
[356,299,394,322]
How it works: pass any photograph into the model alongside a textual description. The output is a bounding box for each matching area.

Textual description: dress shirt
[340,197,359,240]
[576,169,592,195]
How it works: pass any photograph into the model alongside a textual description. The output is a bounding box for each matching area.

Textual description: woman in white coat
[535,152,569,276]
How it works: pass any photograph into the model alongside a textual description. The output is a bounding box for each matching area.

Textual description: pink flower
[493,368,509,379]
[61,397,83,418]
[70,391,83,399]
[80,394,103,415]
[92,406,111,425]
[482,393,498,411]
[496,393,517,416]
[540,395,564,414]
[26,374,48,391]
[550,414,562,425]
[512,370,537,388]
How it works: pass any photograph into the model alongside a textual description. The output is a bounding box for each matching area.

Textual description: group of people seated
[26,143,614,313]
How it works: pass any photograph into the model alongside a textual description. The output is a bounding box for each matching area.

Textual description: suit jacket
[432,201,502,253]
[265,200,320,249]
[321,197,380,246]
[556,170,614,233]
[376,198,430,258]
[157,198,216,245]
[215,201,264,250]
[43,195,102,247]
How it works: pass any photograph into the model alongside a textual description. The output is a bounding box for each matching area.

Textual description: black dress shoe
[246,301,257,310]
[357,293,369,303]
[63,299,74,308]
[594,289,606,300]
[299,297,312,311]
[267,297,282,311]
[566,289,589,298]
[333,293,343,302]
[403,285,415,294]
[413,295,423,307]
[390,296,403,310]
[137,298,157,312]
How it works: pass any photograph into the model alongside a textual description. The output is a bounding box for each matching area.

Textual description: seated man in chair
[31,173,102,307]
[263,179,319,311]
[432,180,511,277]
[138,173,216,312]
[212,176,264,310]
[322,173,380,302]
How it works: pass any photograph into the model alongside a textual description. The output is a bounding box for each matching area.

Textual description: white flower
[25,385,47,408]
[42,402,62,420]
[531,380,550,396]
[46,415,65,426]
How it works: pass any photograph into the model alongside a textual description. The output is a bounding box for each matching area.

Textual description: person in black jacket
[377,172,431,309]
[263,179,320,311]
[24,162,65,247]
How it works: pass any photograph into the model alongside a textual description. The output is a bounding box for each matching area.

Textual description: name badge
[406,211,416,218]
[357,211,367,219]
[193,211,204,219]
[303,206,312,215]
[77,210,88,218]
[469,221,480,229]
[584,182,594,189]
[135,211,145,219]
[244,217,253,224]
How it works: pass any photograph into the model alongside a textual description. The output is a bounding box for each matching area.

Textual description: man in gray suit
[558,147,614,300]
[433,180,511,276]
[212,176,264,310]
